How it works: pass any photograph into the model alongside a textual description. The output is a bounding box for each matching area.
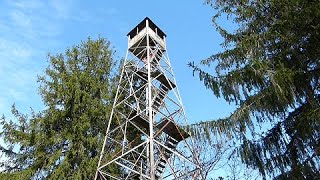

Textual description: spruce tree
[0,37,119,179]
[190,0,320,178]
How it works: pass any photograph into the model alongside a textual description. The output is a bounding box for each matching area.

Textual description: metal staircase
[95,17,201,180]
[155,137,178,178]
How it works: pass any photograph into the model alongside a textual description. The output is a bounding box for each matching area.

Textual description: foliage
[0,37,119,179]
[190,0,320,178]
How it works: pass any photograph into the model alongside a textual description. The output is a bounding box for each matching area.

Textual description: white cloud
[50,0,73,19]
[5,1,60,40]
[0,0,99,117]
[10,10,32,28]
[0,0,125,116]
[11,0,44,9]
[0,38,36,105]
[49,0,91,22]
[0,38,32,60]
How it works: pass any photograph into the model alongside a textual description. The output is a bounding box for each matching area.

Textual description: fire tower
[95,17,202,180]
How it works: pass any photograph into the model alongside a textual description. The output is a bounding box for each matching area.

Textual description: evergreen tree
[0,37,119,179]
[190,0,320,178]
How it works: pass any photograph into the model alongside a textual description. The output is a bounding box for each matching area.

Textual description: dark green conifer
[190,0,320,178]
[0,37,119,179]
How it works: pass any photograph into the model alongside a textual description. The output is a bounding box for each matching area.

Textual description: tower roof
[127,17,166,38]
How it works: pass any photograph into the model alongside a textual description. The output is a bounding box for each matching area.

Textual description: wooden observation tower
[95,17,202,180]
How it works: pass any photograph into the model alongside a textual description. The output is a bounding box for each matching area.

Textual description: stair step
[168,137,178,144]
[156,170,163,178]
[160,158,166,164]
[160,84,169,92]
[158,162,165,169]
[156,92,165,99]
[128,110,149,131]
[153,90,166,110]
[164,148,172,154]
[156,168,164,173]
[155,173,160,178]
[166,142,176,149]
[136,70,176,90]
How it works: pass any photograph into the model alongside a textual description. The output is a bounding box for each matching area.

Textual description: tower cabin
[127,17,166,62]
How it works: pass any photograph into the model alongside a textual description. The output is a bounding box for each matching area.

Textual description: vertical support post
[146,19,155,180]
[94,37,129,180]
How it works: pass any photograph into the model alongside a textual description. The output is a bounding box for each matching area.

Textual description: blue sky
[0,0,252,178]
[0,0,234,123]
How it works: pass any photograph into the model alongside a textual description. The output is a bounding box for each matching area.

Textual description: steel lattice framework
[95,17,202,180]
